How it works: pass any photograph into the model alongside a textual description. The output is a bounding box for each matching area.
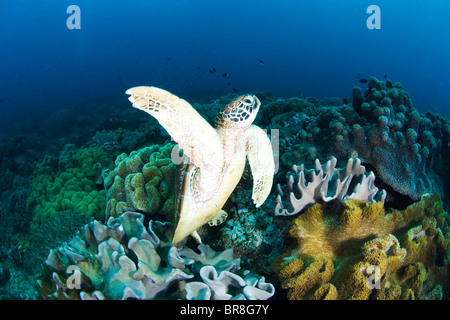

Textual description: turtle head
[215,94,261,129]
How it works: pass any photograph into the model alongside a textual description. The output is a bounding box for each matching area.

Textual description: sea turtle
[126,86,275,245]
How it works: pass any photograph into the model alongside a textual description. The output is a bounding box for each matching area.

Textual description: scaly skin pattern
[126,87,274,245]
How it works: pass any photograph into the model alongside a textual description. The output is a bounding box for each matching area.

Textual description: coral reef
[26,147,113,230]
[88,126,162,157]
[217,206,285,275]
[38,211,274,300]
[21,211,94,276]
[275,157,386,216]
[0,135,45,194]
[1,79,449,301]
[0,210,93,299]
[266,77,450,202]
[272,193,450,299]
[104,143,177,221]
[194,174,286,275]
[0,188,30,252]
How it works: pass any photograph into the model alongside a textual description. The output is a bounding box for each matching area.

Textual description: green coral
[104,143,177,221]
[26,147,113,231]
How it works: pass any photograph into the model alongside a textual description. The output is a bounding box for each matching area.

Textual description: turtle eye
[243,97,253,105]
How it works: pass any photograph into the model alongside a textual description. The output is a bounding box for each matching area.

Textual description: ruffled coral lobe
[273,193,450,300]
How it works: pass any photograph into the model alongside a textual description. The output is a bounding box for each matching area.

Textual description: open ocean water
[0,0,449,135]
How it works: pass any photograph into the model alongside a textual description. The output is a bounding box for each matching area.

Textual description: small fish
[227,82,231,85]
[384,74,388,79]
[197,66,200,70]
[359,78,368,83]
[342,98,349,104]
[242,87,246,91]
[232,88,239,93]
[258,59,265,65]
[222,73,228,77]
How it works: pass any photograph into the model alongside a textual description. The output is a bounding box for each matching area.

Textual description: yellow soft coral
[273,193,450,300]
[280,257,334,300]
[338,234,406,300]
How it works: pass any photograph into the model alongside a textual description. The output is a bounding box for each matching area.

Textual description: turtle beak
[254,96,261,111]
[247,95,260,114]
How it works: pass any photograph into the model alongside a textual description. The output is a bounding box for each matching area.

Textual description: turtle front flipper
[244,125,275,207]
[126,86,224,200]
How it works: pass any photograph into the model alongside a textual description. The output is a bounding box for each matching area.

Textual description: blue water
[1,0,449,132]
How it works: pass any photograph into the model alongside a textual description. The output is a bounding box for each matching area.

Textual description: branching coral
[38,211,274,300]
[104,143,177,221]
[275,157,386,216]
[272,193,450,299]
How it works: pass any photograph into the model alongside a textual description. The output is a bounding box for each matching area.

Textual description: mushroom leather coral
[104,143,177,221]
[38,211,274,300]
[272,193,450,299]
